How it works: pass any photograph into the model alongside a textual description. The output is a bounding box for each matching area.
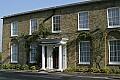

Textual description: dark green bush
[100,67,112,74]
[15,64,21,70]
[2,64,10,69]
[9,64,16,69]
[30,66,36,70]
[21,64,29,70]
[91,67,100,73]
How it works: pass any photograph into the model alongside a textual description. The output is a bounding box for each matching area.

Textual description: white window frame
[52,15,61,33]
[107,7,120,28]
[78,11,89,31]
[29,18,38,35]
[11,44,18,63]
[79,41,90,64]
[108,39,120,65]
[11,21,18,36]
[30,44,37,63]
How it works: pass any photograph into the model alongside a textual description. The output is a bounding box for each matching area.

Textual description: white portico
[39,38,68,71]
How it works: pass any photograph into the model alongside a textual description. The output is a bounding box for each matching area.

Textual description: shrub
[64,66,76,72]
[91,67,100,73]
[9,64,16,69]
[30,66,36,70]
[76,68,89,72]
[21,64,29,70]
[0,64,2,69]
[15,64,21,70]
[2,64,11,69]
[112,69,120,74]
[100,67,112,74]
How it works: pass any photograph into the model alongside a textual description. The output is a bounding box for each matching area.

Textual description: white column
[47,46,53,69]
[42,45,45,70]
[59,45,63,71]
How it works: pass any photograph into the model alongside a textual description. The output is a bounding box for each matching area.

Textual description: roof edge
[1,0,104,19]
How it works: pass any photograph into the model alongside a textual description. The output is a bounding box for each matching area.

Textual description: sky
[0,0,87,52]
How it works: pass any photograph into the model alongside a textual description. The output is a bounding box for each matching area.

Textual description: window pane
[79,12,89,29]
[30,44,37,62]
[11,44,18,62]
[31,19,37,34]
[53,15,61,32]
[12,21,18,35]
[109,40,120,63]
[79,41,90,64]
[108,8,120,27]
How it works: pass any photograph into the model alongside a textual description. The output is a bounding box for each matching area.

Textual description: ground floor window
[109,40,120,64]
[11,43,18,63]
[30,44,37,63]
[79,41,90,64]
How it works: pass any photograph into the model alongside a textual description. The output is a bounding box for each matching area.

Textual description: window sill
[52,31,61,33]
[108,26,120,29]
[78,62,90,65]
[29,61,36,64]
[11,61,18,64]
[78,28,90,31]
[108,62,120,65]
[11,35,18,37]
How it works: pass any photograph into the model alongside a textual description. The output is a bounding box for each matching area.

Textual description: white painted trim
[79,41,90,65]
[62,45,67,70]
[107,7,120,28]
[52,15,61,33]
[59,45,63,71]
[42,45,45,70]
[11,44,18,63]
[29,19,32,35]
[108,39,120,65]
[11,21,18,37]
[78,11,89,31]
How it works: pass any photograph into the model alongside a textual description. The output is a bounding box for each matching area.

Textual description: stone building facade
[2,0,120,71]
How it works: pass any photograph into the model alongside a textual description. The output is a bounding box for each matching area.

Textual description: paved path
[0,71,119,80]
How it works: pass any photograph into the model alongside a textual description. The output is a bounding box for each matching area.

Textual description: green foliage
[90,67,101,73]
[77,32,92,40]
[112,69,120,74]
[9,64,16,69]
[76,68,89,72]
[0,52,2,61]
[64,66,76,72]
[30,66,36,70]
[2,64,11,69]
[16,64,21,70]
[21,64,29,70]
[100,67,112,74]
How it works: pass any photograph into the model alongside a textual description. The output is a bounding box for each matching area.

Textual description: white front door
[41,45,67,71]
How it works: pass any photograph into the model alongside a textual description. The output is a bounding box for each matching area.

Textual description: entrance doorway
[52,47,59,69]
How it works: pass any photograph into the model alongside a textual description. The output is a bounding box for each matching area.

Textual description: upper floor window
[52,15,61,33]
[30,44,37,63]
[109,40,120,65]
[30,19,38,35]
[11,43,18,63]
[11,21,18,36]
[107,7,120,28]
[78,12,89,30]
[79,41,90,64]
